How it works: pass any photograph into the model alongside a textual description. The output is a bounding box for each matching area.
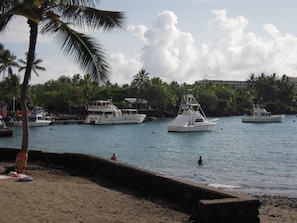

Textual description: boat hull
[167,114,217,132]
[242,114,284,123]
[84,114,146,125]
[167,122,216,132]
[13,120,51,127]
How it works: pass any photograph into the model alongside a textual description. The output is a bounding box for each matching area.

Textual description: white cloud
[0,18,27,43]
[199,10,297,79]
[106,9,297,85]
[114,9,297,83]
[109,52,142,85]
[208,9,248,45]
[126,24,148,44]
[139,11,198,83]
[3,9,297,85]
[263,24,280,38]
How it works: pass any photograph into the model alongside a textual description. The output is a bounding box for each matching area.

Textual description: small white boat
[84,100,146,125]
[13,112,52,127]
[242,104,285,123]
[167,94,217,132]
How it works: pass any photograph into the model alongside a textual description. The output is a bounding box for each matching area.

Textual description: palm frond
[66,0,97,8]
[0,12,13,32]
[61,6,125,31]
[34,58,44,65]
[0,2,41,32]
[41,18,109,82]
[34,65,45,71]
[18,66,26,73]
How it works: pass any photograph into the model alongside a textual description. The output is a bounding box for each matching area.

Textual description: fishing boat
[167,94,217,132]
[84,100,146,125]
[242,104,285,123]
[12,112,52,127]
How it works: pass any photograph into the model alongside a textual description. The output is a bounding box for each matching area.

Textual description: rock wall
[0,147,260,223]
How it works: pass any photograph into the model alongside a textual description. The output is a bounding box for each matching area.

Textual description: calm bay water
[1,115,297,197]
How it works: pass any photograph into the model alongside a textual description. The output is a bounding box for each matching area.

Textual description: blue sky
[2,0,297,85]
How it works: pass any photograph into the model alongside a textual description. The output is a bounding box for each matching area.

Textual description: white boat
[167,94,217,132]
[84,100,146,125]
[242,104,285,123]
[13,112,52,127]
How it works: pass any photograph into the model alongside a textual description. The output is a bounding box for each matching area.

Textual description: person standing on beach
[198,156,203,165]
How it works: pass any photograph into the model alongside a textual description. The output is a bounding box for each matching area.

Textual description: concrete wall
[0,147,260,223]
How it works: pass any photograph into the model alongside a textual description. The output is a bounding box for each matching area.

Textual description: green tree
[247,73,296,113]
[0,73,21,113]
[0,47,19,80]
[194,83,218,115]
[0,1,124,156]
[132,69,150,89]
[131,69,150,108]
[146,77,176,112]
[79,74,98,101]
[277,75,295,108]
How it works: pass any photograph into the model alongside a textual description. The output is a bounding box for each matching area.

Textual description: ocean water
[1,115,297,197]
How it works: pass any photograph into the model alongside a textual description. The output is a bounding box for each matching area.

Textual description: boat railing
[88,104,112,110]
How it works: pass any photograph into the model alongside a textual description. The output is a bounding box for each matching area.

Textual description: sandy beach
[0,162,296,223]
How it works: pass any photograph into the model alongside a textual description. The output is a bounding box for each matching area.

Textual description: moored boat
[242,104,285,123]
[84,100,146,125]
[167,94,217,132]
[12,112,52,127]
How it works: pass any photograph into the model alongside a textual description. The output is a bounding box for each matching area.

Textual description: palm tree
[132,69,150,90]
[0,73,21,113]
[0,1,124,158]
[0,48,19,80]
[131,69,150,109]
[18,53,46,77]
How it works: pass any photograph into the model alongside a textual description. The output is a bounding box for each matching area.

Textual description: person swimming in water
[198,156,203,165]
[111,153,117,161]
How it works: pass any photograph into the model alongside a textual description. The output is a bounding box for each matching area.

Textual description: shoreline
[0,162,296,223]
[258,195,297,223]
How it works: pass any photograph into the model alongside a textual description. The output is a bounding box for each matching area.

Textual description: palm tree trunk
[20,20,38,154]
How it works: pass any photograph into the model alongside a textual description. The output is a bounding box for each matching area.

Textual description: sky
[1,0,297,86]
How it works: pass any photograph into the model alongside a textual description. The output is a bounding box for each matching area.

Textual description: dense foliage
[1,70,296,117]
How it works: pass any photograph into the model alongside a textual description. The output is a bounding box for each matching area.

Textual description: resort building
[196,77,297,89]
[124,98,148,109]
[195,79,248,88]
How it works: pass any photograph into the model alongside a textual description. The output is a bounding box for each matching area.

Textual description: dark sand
[0,162,296,223]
